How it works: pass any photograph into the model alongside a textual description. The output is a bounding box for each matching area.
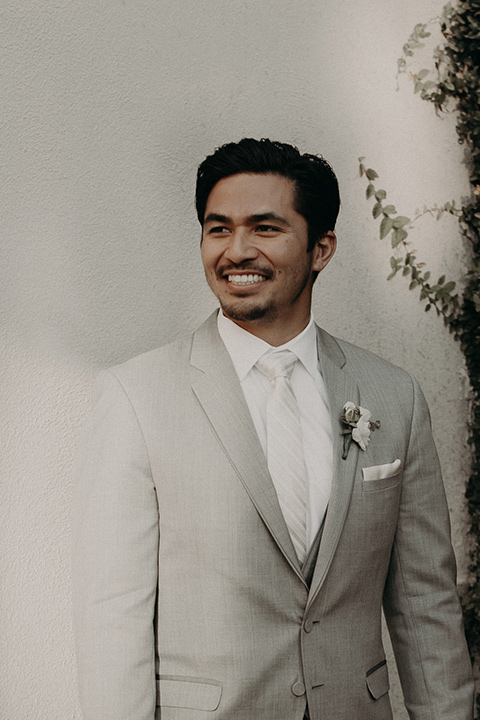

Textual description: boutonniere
[341,401,380,459]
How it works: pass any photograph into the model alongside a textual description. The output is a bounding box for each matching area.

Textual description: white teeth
[228,274,266,285]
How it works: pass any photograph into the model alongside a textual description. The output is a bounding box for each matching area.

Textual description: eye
[255,225,279,233]
[207,225,230,234]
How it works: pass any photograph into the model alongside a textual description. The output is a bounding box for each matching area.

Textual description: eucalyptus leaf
[366,168,379,180]
[392,216,411,229]
[380,217,394,239]
[382,205,396,215]
[392,228,408,247]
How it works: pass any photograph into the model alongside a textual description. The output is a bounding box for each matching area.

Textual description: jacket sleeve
[72,370,159,720]
[382,373,474,719]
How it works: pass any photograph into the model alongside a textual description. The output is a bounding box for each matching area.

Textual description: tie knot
[256,349,297,382]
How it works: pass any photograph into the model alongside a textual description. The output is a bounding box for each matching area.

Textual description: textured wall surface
[1,1,472,718]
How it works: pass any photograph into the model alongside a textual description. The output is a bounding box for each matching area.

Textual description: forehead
[205,173,298,218]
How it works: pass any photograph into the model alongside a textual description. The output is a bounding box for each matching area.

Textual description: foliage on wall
[362,0,480,699]
[358,160,461,326]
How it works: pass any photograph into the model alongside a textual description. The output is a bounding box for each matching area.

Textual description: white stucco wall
[1,1,472,718]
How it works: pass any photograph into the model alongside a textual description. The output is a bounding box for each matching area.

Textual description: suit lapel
[189,313,305,582]
[306,326,360,610]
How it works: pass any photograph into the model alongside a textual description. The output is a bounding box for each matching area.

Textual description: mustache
[217,262,274,280]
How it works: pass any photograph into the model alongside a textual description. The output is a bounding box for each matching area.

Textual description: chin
[221,301,277,323]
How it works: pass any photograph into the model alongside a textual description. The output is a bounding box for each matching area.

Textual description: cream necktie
[256,350,307,564]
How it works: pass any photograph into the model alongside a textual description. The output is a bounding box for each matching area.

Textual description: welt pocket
[156,675,222,711]
[361,473,402,493]
[362,459,401,483]
[362,460,402,492]
[366,659,389,699]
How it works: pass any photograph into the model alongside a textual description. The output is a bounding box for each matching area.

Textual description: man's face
[201,172,335,342]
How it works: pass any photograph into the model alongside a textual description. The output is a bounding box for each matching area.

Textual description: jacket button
[292,681,306,696]
[304,618,313,633]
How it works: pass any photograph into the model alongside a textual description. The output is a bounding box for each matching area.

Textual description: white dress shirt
[217,312,333,551]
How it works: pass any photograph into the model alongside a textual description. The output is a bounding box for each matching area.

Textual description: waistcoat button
[292,681,306,696]
[304,618,313,633]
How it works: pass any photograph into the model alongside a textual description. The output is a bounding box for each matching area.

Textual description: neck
[224,313,311,347]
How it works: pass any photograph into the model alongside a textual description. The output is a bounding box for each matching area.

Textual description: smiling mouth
[227,274,267,285]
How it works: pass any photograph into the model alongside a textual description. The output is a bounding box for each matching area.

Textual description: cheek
[200,245,217,270]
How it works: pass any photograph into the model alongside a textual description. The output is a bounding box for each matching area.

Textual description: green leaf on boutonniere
[342,433,353,460]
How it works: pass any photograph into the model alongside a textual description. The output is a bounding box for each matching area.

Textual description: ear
[312,231,337,273]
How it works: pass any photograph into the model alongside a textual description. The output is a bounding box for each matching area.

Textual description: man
[73,138,474,720]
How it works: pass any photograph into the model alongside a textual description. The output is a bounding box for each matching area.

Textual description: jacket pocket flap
[156,676,222,711]
[366,660,389,700]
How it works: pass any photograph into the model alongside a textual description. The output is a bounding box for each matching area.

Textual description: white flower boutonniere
[341,401,380,460]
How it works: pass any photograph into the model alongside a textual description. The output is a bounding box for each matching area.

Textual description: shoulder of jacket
[320,326,415,388]
[102,332,194,388]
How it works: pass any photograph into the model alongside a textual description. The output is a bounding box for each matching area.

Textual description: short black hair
[195,138,340,251]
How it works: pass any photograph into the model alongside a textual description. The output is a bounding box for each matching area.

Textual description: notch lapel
[306,326,360,610]
[189,313,305,582]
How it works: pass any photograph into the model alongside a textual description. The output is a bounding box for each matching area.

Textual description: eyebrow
[249,213,290,226]
[203,212,291,226]
[203,213,230,225]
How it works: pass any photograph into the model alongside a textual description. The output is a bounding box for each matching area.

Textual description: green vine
[358,160,461,327]
[397,12,457,108]
[363,0,480,707]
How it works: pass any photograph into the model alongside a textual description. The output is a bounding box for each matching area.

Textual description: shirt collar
[217,311,319,381]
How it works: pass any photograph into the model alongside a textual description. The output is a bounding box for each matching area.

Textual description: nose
[224,228,258,264]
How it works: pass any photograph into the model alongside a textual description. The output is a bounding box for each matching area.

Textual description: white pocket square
[362,459,402,482]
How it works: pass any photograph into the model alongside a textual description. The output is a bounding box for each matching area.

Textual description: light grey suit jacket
[72,312,474,720]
